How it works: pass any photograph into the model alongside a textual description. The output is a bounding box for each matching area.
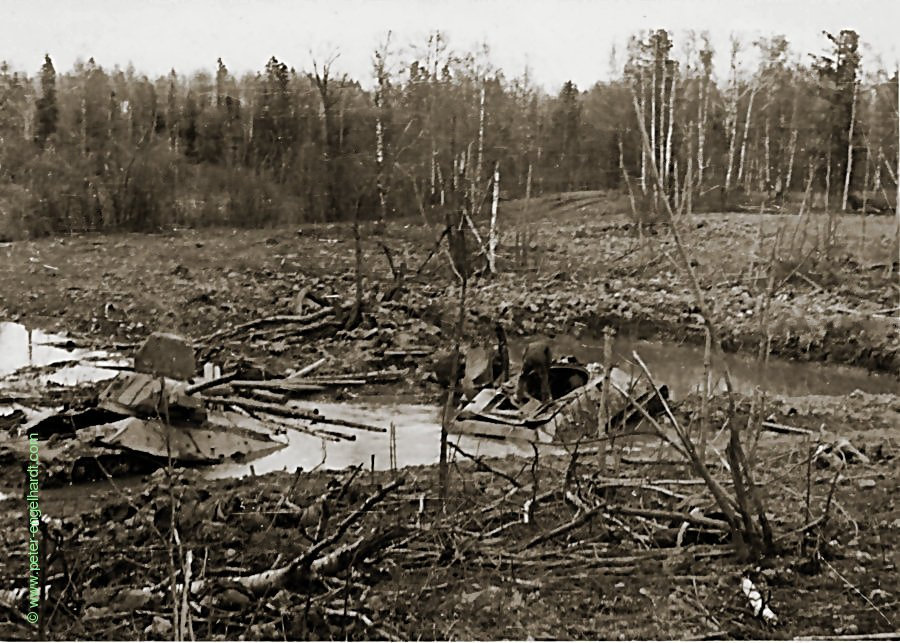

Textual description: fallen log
[590,480,687,501]
[761,421,813,436]
[621,456,689,466]
[260,318,341,343]
[185,371,238,395]
[521,504,604,550]
[204,396,387,433]
[203,384,237,396]
[794,635,900,641]
[311,428,357,442]
[593,476,707,486]
[252,412,355,442]
[248,389,289,405]
[302,369,406,383]
[741,576,778,625]
[196,307,338,345]
[382,349,433,358]
[683,632,728,641]
[230,380,329,393]
[228,370,404,393]
[183,528,399,596]
[292,358,327,378]
[301,477,406,565]
[606,505,730,531]
[291,378,368,387]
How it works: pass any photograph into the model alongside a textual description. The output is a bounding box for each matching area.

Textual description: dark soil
[0,193,897,639]
[0,193,897,377]
[1,390,897,640]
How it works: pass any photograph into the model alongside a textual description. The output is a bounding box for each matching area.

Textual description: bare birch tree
[737,84,757,186]
[841,79,858,211]
[724,36,742,193]
[895,64,899,264]
[488,161,500,272]
[696,39,713,190]
[373,33,392,220]
[664,62,677,196]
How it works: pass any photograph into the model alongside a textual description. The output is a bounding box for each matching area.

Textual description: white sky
[3,0,899,91]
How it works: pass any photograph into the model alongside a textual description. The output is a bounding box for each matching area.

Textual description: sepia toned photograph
[0,0,898,640]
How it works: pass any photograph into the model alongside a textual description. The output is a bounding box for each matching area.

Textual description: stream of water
[1,320,894,479]
[535,334,899,399]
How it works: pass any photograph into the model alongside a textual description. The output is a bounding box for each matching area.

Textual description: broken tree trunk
[764,117,771,191]
[697,57,711,189]
[349,198,364,330]
[474,80,486,208]
[784,127,798,194]
[229,380,330,393]
[650,64,657,186]
[185,371,238,395]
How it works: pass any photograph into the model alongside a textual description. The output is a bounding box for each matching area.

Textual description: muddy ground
[0,193,898,639]
[0,191,897,378]
[0,391,897,639]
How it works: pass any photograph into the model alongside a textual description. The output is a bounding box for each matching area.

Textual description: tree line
[0,29,897,237]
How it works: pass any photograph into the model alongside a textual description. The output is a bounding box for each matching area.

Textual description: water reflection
[205,400,563,479]
[0,322,89,376]
[513,335,898,399]
[0,321,124,384]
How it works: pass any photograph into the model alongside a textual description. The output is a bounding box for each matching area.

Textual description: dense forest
[0,29,897,237]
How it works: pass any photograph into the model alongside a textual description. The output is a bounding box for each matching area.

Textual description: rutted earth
[0,194,897,382]
[0,194,898,639]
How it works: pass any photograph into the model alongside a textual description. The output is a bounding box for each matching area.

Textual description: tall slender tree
[34,54,58,147]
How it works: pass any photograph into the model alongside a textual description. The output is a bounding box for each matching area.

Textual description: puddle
[42,363,127,386]
[0,321,125,386]
[205,400,563,479]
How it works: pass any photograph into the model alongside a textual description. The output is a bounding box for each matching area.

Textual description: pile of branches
[185,360,404,442]
[1,466,411,640]
[3,415,872,640]
[195,301,345,362]
[3,448,755,640]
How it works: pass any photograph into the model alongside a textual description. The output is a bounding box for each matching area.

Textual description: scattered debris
[9,329,403,483]
[814,437,871,468]
[451,360,667,443]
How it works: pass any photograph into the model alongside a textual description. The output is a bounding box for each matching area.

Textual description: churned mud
[0,194,897,639]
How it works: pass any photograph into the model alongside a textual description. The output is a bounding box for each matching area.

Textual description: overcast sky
[3,0,898,91]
